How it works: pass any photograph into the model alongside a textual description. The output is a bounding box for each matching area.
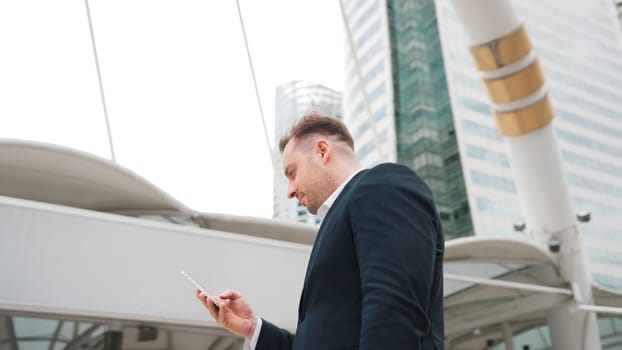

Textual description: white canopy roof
[0,139,318,244]
[444,237,622,349]
[0,139,192,214]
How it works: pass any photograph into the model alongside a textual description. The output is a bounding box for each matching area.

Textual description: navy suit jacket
[257,163,444,349]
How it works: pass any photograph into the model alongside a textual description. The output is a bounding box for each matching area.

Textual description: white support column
[502,322,515,350]
[447,1,601,349]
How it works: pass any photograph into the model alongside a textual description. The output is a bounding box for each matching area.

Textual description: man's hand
[196,289,258,340]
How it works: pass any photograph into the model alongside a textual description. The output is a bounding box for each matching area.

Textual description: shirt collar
[316,168,364,220]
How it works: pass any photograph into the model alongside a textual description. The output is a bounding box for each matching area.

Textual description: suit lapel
[296,170,368,321]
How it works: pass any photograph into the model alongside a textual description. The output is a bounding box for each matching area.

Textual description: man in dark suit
[197,114,444,349]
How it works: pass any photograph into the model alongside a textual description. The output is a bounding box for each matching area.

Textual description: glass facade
[0,315,106,350]
[386,0,472,239]
[272,80,342,224]
[0,313,244,350]
[342,0,397,166]
[343,0,472,239]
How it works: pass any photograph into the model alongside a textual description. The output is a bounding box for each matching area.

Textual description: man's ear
[316,139,330,162]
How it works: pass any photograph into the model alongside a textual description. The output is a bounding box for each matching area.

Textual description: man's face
[281,138,335,215]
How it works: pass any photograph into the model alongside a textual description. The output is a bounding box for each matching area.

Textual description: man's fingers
[197,291,211,308]
[197,290,209,302]
[196,291,218,319]
[204,297,220,320]
[216,297,232,308]
[216,303,228,326]
[195,289,254,339]
[219,289,241,299]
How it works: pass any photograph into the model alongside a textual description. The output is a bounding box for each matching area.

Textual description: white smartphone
[180,270,220,309]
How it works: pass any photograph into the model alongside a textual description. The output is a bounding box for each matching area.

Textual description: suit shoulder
[361,162,420,183]
[370,162,415,175]
[356,163,434,199]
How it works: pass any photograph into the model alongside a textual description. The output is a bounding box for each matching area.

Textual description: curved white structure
[0,139,191,214]
[444,237,622,349]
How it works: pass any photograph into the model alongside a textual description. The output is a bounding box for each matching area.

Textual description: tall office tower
[342,0,622,289]
[273,80,342,224]
[342,0,472,238]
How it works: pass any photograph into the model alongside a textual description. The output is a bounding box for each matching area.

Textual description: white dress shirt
[316,168,364,220]
[243,168,364,350]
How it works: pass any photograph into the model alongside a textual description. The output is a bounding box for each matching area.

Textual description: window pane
[13,317,58,338]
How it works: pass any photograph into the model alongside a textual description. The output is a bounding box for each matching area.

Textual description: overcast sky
[0,0,345,218]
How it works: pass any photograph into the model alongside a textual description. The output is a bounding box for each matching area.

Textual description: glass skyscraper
[342,0,622,291]
[343,0,472,239]
[273,80,342,224]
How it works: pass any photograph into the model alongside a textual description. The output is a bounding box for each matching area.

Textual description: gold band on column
[484,58,545,103]
[471,24,531,70]
[494,95,554,136]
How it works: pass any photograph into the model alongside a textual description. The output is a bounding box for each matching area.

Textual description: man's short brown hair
[279,113,354,153]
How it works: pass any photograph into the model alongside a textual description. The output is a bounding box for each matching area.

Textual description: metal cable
[234,0,289,219]
[85,0,116,162]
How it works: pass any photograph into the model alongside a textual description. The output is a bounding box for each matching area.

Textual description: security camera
[576,211,591,223]
[548,235,561,253]
[513,220,526,232]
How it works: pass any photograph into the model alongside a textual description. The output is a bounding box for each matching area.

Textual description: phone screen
[180,270,219,309]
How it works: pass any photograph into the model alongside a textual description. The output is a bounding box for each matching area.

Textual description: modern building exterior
[272,80,342,224]
[341,0,473,239]
[342,0,622,289]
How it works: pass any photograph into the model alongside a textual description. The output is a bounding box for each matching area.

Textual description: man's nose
[287,182,297,199]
